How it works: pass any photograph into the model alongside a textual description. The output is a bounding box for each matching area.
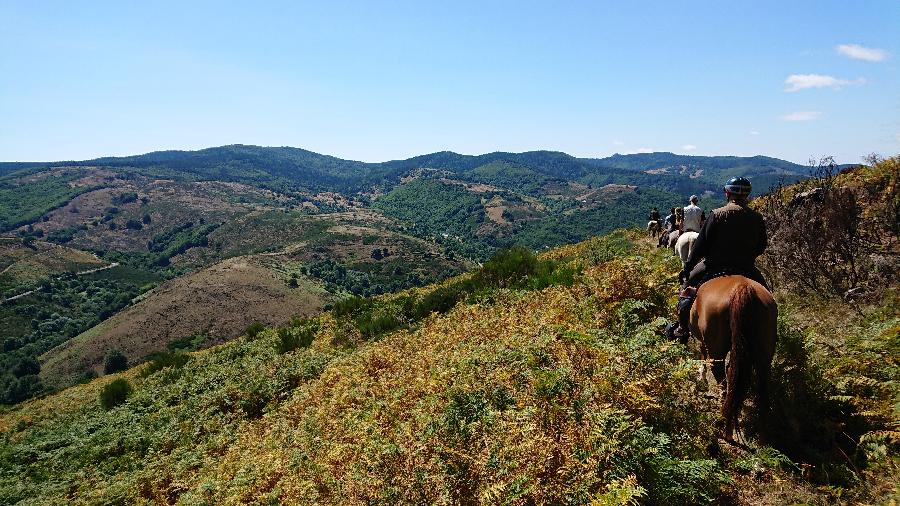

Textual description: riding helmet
[723,176,752,196]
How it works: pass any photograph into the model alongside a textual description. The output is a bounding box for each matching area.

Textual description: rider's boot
[672,286,697,344]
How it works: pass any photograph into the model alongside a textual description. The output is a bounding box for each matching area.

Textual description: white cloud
[780,111,822,121]
[636,147,653,153]
[784,74,865,92]
[749,130,760,136]
[836,44,889,62]
[682,144,697,151]
[612,140,624,146]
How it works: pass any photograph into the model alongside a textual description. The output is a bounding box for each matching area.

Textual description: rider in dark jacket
[664,208,677,232]
[649,207,660,222]
[671,177,768,341]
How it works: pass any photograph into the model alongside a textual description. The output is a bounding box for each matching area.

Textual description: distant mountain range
[0,144,868,406]
[1,145,830,196]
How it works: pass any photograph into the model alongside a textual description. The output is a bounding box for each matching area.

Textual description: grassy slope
[39,255,329,389]
[0,240,104,294]
[3,230,897,504]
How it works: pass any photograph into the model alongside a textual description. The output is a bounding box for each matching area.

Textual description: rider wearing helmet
[670,177,768,342]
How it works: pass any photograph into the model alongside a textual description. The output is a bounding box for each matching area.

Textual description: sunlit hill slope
[1,157,898,504]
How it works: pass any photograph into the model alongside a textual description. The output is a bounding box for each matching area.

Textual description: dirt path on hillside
[2,262,119,303]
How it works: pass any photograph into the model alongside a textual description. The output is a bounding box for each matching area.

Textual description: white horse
[667,229,681,252]
[676,231,699,268]
[647,220,660,237]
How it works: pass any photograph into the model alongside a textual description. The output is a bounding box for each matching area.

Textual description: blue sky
[1,1,898,164]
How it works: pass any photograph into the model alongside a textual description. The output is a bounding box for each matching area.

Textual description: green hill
[2,200,896,504]
[0,147,871,409]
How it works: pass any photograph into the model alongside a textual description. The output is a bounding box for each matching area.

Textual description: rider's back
[703,202,766,269]
[682,204,703,232]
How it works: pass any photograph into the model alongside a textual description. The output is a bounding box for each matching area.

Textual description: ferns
[1,229,897,504]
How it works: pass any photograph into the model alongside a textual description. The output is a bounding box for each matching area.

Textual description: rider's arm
[755,217,768,257]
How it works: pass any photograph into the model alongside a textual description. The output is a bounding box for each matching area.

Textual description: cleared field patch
[40,255,329,388]
[0,240,104,293]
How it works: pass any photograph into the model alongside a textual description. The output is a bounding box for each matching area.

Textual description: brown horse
[690,275,777,441]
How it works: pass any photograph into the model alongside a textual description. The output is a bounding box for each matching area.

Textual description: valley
[0,146,832,404]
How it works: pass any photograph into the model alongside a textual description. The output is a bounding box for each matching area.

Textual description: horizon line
[0,143,838,166]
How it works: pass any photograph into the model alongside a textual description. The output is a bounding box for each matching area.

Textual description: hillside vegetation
[2,197,897,505]
[0,145,820,406]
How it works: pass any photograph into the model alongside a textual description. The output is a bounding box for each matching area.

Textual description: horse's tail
[724,283,757,431]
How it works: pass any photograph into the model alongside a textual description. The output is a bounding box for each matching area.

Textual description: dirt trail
[2,262,119,304]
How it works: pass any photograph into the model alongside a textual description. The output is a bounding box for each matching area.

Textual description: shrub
[333,296,373,317]
[757,157,897,297]
[415,282,468,318]
[357,312,402,339]
[167,333,205,351]
[99,378,132,410]
[528,260,579,290]
[477,246,538,287]
[274,326,315,354]
[244,322,265,339]
[76,369,98,384]
[103,349,128,374]
[142,351,191,377]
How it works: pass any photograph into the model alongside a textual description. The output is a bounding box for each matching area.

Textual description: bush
[528,260,579,290]
[245,322,265,339]
[12,357,40,377]
[167,333,205,351]
[99,378,132,410]
[477,246,538,287]
[103,349,129,374]
[274,326,315,354]
[757,157,897,297]
[415,282,469,318]
[142,351,191,377]
[333,296,373,317]
[357,312,402,339]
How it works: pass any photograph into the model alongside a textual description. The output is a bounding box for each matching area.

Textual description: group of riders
[648,177,769,342]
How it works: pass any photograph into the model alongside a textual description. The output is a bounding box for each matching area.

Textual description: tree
[103,349,128,374]
[12,357,40,377]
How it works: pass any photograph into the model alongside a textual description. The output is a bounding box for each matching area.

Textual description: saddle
[689,264,768,292]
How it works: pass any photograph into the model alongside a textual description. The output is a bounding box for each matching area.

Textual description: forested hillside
[0,146,861,406]
[2,211,896,503]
